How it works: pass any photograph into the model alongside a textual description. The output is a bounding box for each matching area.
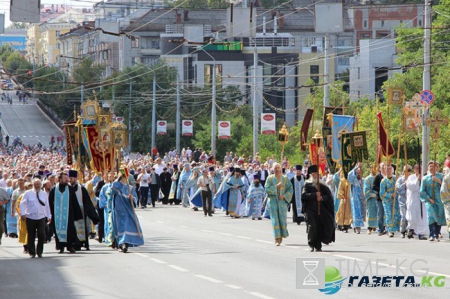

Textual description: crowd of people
[1,146,450,257]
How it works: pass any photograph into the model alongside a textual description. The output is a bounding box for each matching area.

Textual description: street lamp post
[198,47,217,156]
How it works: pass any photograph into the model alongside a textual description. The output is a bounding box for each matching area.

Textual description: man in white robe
[406,164,428,240]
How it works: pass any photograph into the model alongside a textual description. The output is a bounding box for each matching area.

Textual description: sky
[0,0,98,28]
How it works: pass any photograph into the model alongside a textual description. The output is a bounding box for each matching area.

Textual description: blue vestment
[110,180,144,247]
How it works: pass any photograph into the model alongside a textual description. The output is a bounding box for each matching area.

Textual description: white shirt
[197,176,215,192]
[20,189,52,220]
[154,163,165,175]
[0,179,6,188]
[140,173,150,187]
[186,149,192,158]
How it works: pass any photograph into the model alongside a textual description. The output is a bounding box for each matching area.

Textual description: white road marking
[149,258,166,264]
[194,275,223,283]
[236,236,252,240]
[334,254,364,261]
[201,229,215,233]
[247,291,276,299]
[255,239,272,244]
[168,265,189,272]
[179,225,187,228]
[135,253,148,258]
[225,284,242,289]
[156,221,164,224]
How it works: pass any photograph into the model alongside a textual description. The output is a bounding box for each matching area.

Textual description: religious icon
[98,115,110,128]
[81,99,99,120]
[101,129,110,142]
[388,89,404,105]
[353,135,363,147]
[114,133,123,145]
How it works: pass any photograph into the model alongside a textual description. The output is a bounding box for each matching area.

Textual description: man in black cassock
[49,172,83,254]
[301,165,335,252]
[68,170,100,251]
[160,167,172,204]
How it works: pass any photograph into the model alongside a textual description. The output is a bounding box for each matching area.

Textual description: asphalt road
[0,92,62,146]
[1,203,450,299]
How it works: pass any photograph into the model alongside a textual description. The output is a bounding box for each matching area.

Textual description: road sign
[5,79,11,83]
[420,90,434,105]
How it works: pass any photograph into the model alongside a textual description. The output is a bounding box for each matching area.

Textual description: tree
[8,22,27,29]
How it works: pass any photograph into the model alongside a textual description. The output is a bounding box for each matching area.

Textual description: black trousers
[201,190,212,216]
[97,207,105,242]
[140,186,149,207]
[149,185,159,207]
[26,218,46,256]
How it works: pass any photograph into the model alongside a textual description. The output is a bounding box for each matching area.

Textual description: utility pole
[128,79,132,152]
[323,34,330,107]
[253,46,259,156]
[81,79,84,103]
[151,73,156,149]
[211,64,216,156]
[422,0,431,173]
[176,73,181,153]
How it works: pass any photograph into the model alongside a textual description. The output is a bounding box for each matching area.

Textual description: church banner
[63,121,76,165]
[322,126,337,174]
[182,120,193,137]
[218,121,231,139]
[330,114,356,164]
[157,120,167,135]
[300,109,313,151]
[86,126,115,172]
[377,112,395,161]
[261,113,276,134]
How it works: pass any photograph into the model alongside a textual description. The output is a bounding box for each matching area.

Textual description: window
[358,68,360,80]
[204,64,222,88]
[381,20,385,27]
[377,32,389,39]
[360,33,371,40]
[263,64,271,86]
[56,43,60,49]
[141,37,159,49]
[419,20,422,27]
[56,30,60,37]
[363,20,367,28]
[275,64,284,86]
[310,65,319,93]
[132,38,139,48]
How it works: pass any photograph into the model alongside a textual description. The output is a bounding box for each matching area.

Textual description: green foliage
[8,22,28,29]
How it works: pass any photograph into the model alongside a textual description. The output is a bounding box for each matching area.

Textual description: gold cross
[425,110,449,140]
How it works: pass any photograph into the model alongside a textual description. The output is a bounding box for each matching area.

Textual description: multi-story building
[349,39,400,101]
[347,3,423,100]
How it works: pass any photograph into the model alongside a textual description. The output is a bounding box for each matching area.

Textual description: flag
[377,112,395,160]
[331,115,356,164]
[340,131,369,179]
[300,109,313,151]
[120,167,130,180]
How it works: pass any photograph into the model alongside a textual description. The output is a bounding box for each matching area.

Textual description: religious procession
[1,88,450,259]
